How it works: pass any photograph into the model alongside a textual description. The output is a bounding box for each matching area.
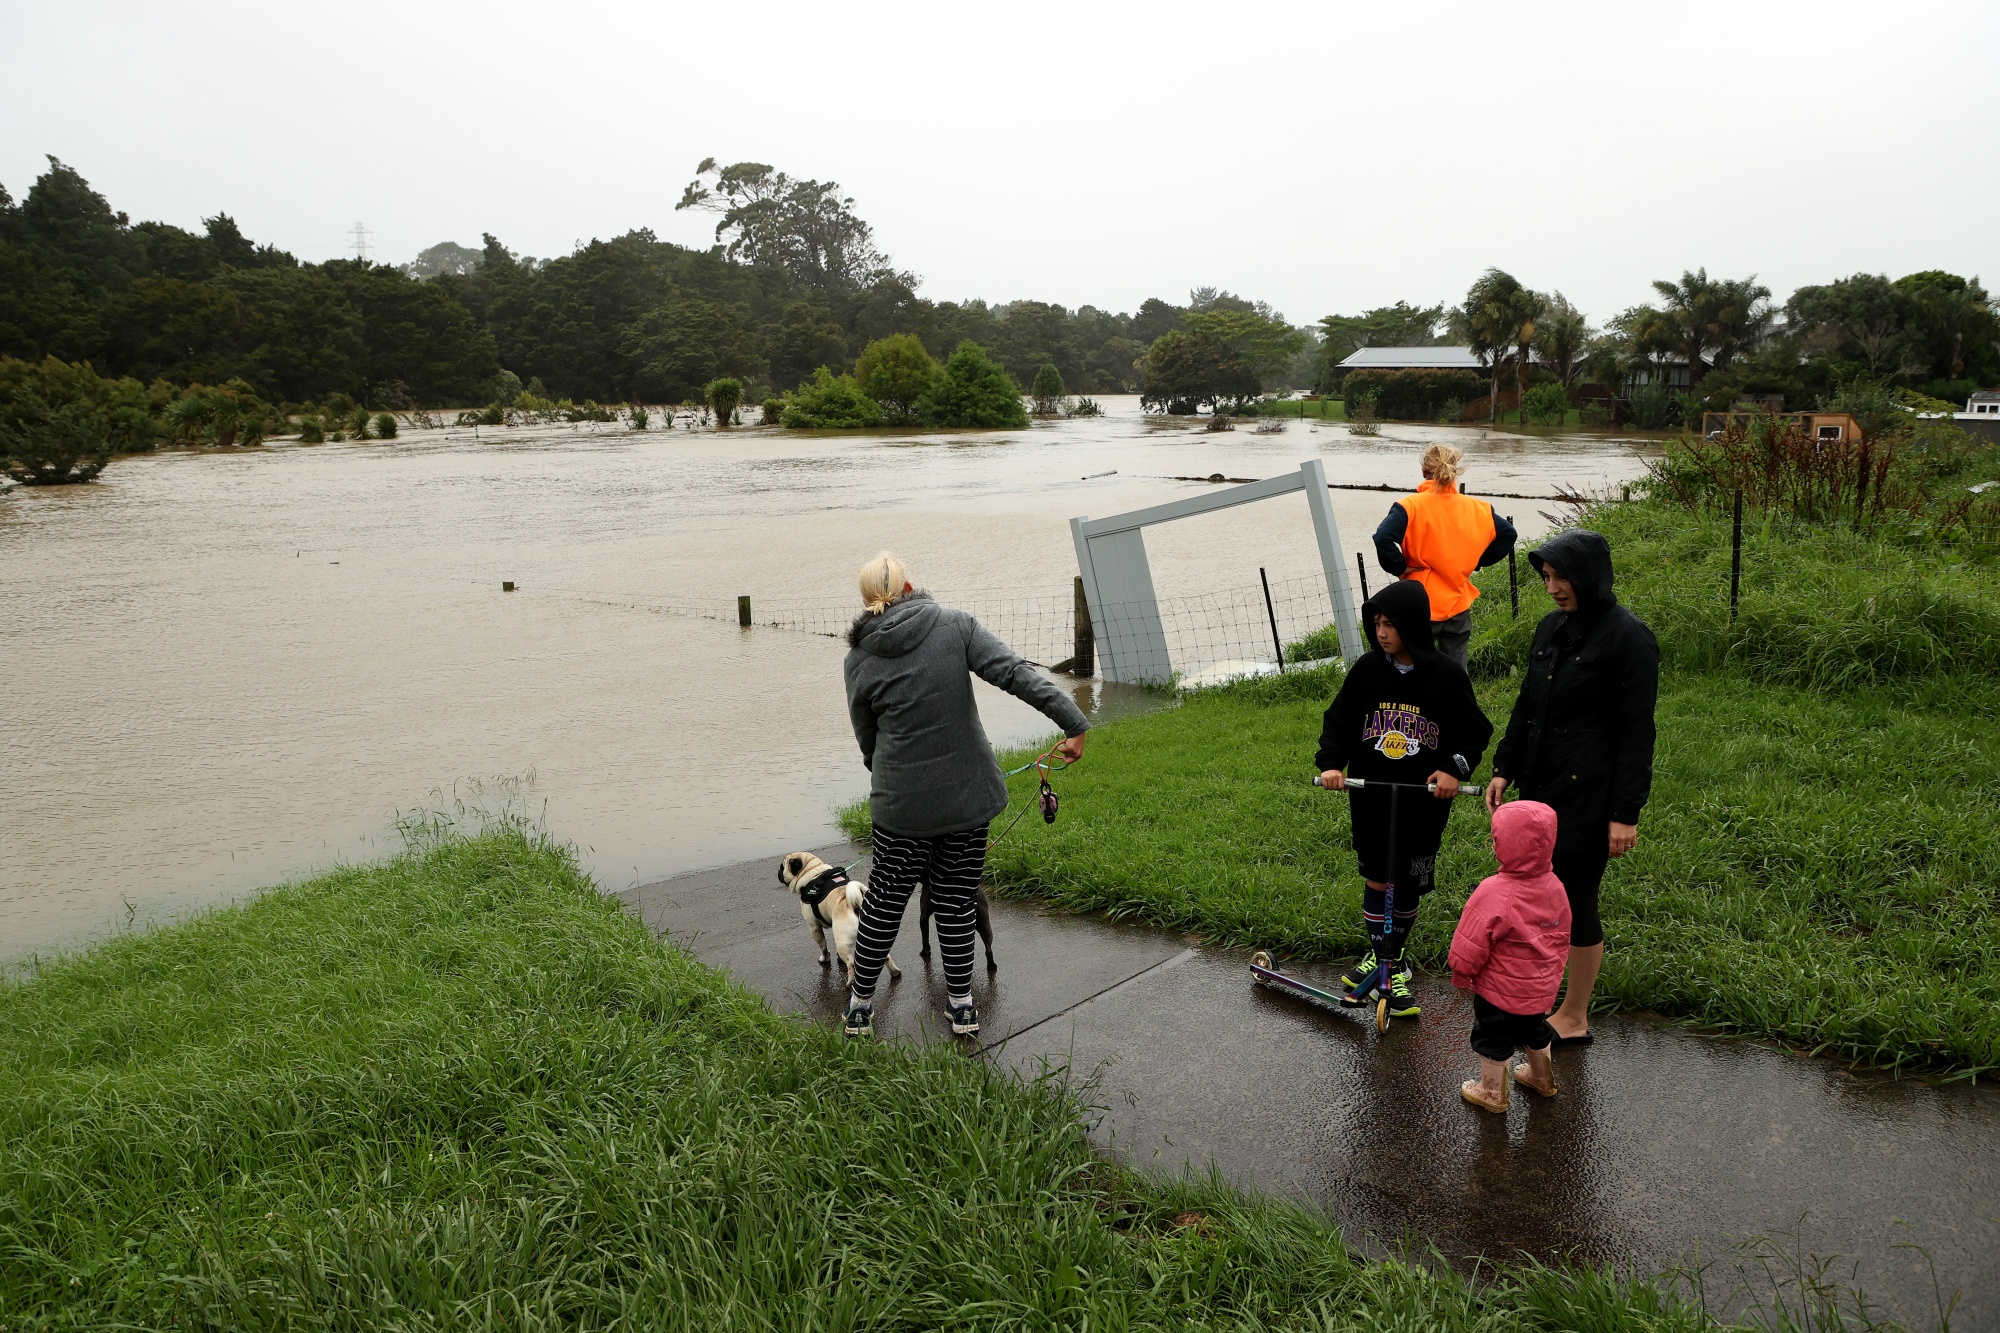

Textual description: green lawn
[0,824,1717,1329]
[843,499,2000,1077]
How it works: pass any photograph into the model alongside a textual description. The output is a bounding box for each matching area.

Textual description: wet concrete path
[622,844,2000,1329]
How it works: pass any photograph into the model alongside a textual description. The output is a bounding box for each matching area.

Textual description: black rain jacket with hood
[845,594,1089,839]
[1315,579,1494,863]
[1491,529,1661,853]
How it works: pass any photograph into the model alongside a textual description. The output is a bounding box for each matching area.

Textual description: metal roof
[1336,346,1483,370]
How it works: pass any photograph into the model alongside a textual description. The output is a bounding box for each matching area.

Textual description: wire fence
[585,570,1360,688]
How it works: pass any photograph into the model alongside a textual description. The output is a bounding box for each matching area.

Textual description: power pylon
[348,222,373,261]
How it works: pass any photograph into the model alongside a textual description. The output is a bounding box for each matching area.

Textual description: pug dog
[777,851,899,982]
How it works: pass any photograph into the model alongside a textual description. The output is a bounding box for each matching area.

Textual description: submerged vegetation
[2,823,1732,1329]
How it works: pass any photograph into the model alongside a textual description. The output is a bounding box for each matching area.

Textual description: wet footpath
[622,843,2000,1330]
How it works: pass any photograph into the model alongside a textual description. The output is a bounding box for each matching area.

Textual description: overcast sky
[4,0,1995,329]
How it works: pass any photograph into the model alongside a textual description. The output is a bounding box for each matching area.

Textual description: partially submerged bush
[628,405,650,430]
[0,356,154,482]
[706,377,744,427]
[349,406,372,439]
[1338,367,1485,420]
[1067,396,1105,418]
[780,368,882,429]
[854,334,937,424]
[1030,363,1067,416]
[297,416,325,443]
[925,341,1028,428]
[373,412,398,438]
[165,381,271,448]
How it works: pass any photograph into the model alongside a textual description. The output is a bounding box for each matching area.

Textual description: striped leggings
[850,823,988,1004]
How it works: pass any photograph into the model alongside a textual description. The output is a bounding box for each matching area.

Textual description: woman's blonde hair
[1421,443,1463,488]
[857,552,912,613]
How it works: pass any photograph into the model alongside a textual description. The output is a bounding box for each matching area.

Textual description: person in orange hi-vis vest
[1372,444,1517,670]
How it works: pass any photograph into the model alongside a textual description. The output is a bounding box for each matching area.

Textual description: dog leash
[987,742,1070,852]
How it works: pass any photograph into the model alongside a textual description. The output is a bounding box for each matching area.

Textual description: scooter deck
[1251,951,1389,1030]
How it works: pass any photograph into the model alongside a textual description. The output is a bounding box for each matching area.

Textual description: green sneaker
[1339,950,1379,997]
[1386,968,1421,1019]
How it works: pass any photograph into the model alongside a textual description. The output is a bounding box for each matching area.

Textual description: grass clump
[1,823,1724,1329]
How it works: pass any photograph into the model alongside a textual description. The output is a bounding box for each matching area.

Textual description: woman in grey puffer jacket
[842,553,1089,1039]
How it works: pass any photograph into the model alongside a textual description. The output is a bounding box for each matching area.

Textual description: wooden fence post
[738,595,752,627]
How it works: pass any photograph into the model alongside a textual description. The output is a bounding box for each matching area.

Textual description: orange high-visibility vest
[1398,479,1497,621]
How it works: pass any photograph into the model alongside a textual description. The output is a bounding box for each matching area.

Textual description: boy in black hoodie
[1315,579,1494,1017]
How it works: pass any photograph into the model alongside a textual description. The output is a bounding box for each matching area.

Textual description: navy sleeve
[1373,503,1409,576]
[1476,510,1517,569]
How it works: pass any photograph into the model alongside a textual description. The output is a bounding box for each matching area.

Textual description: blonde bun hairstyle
[858,552,912,614]
[1421,444,1463,488]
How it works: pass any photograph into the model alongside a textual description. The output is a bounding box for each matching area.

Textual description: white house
[1334,347,1484,372]
[1962,391,2000,417]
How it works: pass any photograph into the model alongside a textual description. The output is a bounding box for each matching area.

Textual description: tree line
[3,152,1994,477]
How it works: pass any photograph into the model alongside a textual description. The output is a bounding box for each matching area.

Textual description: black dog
[917,882,997,970]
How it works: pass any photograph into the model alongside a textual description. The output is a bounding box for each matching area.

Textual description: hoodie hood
[1492,799,1558,875]
[1528,528,1617,613]
[846,592,939,654]
[1361,578,1437,662]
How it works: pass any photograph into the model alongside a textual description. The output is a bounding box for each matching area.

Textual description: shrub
[0,388,113,483]
[1346,391,1380,437]
[926,341,1029,428]
[628,405,650,430]
[706,377,744,427]
[779,368,883,429]
[854,334,938,424]
[1627,380,1691,430]
[298,416,326,443]
[0,357,154,484]
[350,406,373,439]
[1030,363,1067,416]
[1067,396,1105,418]
[165,381,271,447]
[1337,368,1486,420]
[1522,382,1570,426]
[1436,398,1464,423]
[479,402,507,426]
[373,412,398,439]
[1581,402,1612,426]
[761,395,785,425]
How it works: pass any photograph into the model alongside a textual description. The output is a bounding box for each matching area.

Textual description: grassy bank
[842,499,2000,1076]
[1,823,1717,1329]
[1249,397,1348,419]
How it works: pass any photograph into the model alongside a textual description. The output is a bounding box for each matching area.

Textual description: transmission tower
[348,222,373,261]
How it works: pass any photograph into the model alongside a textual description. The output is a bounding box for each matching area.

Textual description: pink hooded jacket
[1449,801,1572,1015]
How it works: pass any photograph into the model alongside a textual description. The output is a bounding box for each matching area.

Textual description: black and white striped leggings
[849,823,988,1003]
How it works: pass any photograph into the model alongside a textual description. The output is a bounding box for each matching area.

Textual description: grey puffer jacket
[845,594,1089,839]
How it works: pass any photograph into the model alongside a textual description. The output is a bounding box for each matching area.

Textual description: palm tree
[1646,270,1772,391]
[1533,293,1593,388]
[1452,269,1527,423]
[1510,288,1548,413]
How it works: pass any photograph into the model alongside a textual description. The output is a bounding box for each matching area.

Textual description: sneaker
[947,1002,980,1036]
[1385,967,1420,1019]
[1339,950,1379,995]
[843,1003,873,1038]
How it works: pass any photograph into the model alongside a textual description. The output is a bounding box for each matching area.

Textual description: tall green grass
[1467,501,2000,688]
[2,824,1726,1329]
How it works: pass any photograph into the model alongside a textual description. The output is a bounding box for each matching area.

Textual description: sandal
[1512,1064,1559,1098]
[1460,1076,1510,1113]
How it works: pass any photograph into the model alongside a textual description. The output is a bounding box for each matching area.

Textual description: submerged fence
[593,570,1357,688]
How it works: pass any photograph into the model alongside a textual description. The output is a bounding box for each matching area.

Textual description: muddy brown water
[0,400,1650,958]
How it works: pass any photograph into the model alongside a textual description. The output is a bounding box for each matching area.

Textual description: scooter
[1250,775,1487,1033]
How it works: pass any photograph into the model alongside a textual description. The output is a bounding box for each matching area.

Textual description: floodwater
[0,400,1653,959]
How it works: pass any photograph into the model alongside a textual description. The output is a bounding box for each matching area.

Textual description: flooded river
[0,400,1653,959]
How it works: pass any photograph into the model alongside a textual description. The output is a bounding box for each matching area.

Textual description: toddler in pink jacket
[1449,800,1571,1111]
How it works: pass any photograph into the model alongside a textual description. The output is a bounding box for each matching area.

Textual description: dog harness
[798,865,850,930]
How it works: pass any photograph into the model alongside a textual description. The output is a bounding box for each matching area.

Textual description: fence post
[1509,546,1518,619]
[1355,552,1370,605]
[738,595,752,627]
[1260,566,1285,672]
[1854,439,1872,530]
[1729,489,1743,624]
[1071,575,1094,677]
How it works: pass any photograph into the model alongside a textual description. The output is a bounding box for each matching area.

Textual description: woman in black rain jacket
[1485,527,1659,1045]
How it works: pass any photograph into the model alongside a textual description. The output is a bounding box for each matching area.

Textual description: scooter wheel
[1375,996,1390,1032]
[1251,950,1273,970]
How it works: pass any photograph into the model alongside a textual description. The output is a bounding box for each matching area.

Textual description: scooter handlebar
[1312,774,1488,797]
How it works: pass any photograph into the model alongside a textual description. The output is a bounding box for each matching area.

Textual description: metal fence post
[1071,575,1094,676]
[1355,552,1371,605]
[1729,489,1743,624]
[1509,547,1519,619]
[1260,567,1285,672]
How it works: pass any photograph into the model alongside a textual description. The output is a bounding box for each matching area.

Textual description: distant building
[1700,410,1865,443]
[1335,347,1483,372]
[1956,390,2000,443]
